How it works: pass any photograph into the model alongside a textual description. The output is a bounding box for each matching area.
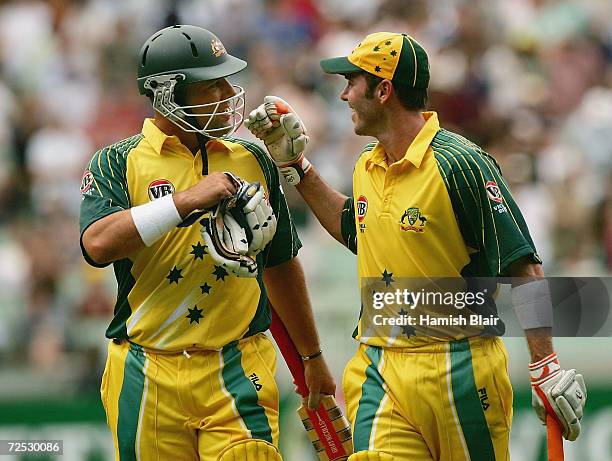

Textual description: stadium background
[0,0,610,459]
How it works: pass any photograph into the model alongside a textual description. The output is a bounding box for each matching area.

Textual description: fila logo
[357,195,368,222]
[478,387,490,411]
[249,373,262,391]
[485,181,503,203]
[148,179,175,201]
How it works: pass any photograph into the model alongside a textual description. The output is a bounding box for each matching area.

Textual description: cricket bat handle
[547,414,564,461]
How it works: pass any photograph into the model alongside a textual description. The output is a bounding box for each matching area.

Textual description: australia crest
[400,207,428,232]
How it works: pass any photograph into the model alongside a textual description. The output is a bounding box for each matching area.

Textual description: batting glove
[244,96,311,185]
[200,175,277,278]
[530,353,587,441]
[239,183,277,255]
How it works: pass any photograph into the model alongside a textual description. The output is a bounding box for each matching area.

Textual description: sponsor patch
[80,170,94,194]
[485,181,503,203]
[211,38,226,57]
[357,195,368,222]
[148,179,175,201]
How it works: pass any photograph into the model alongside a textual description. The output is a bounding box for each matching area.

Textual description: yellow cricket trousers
[101,333,279,460]
[343,337,513,460]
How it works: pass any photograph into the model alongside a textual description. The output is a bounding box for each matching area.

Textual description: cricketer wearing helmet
[79,25,335,461]
[245,32,587,460]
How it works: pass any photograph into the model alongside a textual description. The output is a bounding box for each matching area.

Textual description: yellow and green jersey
[79,119,301,351]
[341,112,540,347]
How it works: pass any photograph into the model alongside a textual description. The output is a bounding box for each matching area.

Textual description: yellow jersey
[340,112,540,347]
[80,119,300,351]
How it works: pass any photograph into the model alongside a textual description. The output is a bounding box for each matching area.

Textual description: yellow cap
[320,32,429,88]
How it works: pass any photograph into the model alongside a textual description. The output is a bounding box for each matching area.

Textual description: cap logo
[211,38,226,58]
[148,179,175,201]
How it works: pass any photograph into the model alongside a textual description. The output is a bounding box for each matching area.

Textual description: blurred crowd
[0,0,611,396]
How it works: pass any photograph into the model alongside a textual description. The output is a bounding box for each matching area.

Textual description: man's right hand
[244,96,311,185]
[530,353,587,441]
[174,172,239,217]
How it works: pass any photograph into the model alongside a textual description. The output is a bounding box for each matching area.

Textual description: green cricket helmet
[137,25,247,138]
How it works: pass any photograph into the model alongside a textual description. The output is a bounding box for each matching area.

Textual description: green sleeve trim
[79,134,143,267]
[341,197,357,254]
[79,208,124,268]
[500,244,543,276]
[432,130,539,277]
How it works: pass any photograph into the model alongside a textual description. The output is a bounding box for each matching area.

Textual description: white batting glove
[199,177,277,278]
[241,185,277,255]
[530,353,587,441]
[244,96,311,185]
[201,214,258,278]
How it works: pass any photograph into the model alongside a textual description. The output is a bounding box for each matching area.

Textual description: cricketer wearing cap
[79,25,335,461]
[245,32,587,460]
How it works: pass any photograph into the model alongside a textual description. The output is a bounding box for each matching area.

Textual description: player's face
[340,73,381,136]
[184,78,237,135]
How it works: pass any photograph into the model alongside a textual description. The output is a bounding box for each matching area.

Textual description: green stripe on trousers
[222,342,273,442]
[353,346,386,451]
[117,345,146,461]
[450,339,496,460]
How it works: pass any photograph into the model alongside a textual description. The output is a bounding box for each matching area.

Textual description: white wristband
[131,194,182,247]
[511,279,554,330]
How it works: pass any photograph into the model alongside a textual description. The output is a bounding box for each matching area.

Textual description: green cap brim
[320,56,363,75]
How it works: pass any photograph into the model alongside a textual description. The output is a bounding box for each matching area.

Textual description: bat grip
[546,414,564,461]
[269,307,309,397]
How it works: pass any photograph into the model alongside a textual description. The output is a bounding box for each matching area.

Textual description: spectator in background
[0,0,609,402]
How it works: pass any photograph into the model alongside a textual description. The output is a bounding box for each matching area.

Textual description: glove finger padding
[200,217,257,278]
[278,112,308,160]
[244,106,273,137]
[227,180,277,254]
[244,199,276,254]
[245,210,264,254]
[243,187,265,213]
[554,396,581,440]
[258,201,276,246]
[263,199,277,237]
[223,214,248,255]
